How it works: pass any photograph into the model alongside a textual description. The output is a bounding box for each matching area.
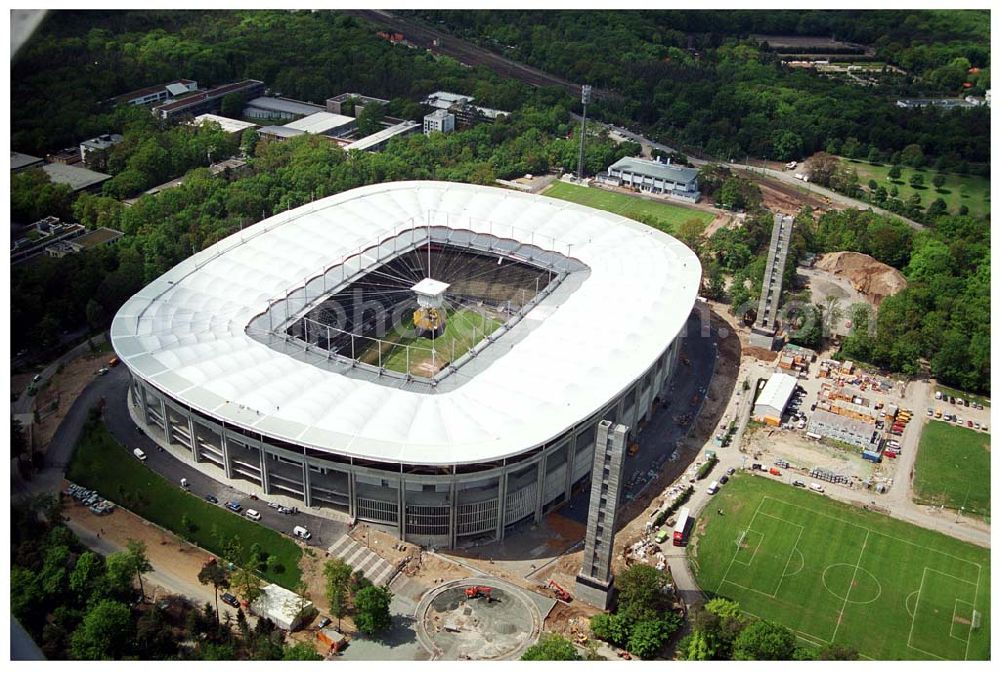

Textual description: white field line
[759,496,985,571]
[831,530,869,644]
[950,599,974,642]
[905,567,929,653]
[964,562,982,661]
[717,498,766,593]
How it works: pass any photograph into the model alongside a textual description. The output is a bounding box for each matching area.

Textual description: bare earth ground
[32,352,110,452]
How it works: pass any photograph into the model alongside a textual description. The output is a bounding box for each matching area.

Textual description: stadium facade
[112,181,700,546]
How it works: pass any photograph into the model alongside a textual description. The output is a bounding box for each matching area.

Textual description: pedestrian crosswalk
[327,535,396,587]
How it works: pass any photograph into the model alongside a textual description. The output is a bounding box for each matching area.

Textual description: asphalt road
[561,312,718,524]
[100,375,348,549]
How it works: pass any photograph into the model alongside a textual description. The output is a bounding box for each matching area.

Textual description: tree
[589,612,630,646]
[817,643,860,660]
[909,173,925,189]
[69,551,107,604]
[867,179,878,192]
[675,217,706,254]
[353,585,392,637]
[806,152,838,187]
[220,92,247,119]
[521,632,581,660]
[323,558,353,627]
[887,164,902,181]
[356,102,386,137]
[126,539,152,600]
[614,564,671,624]
[69,599,134,660]
[198,562,230,620]
[104,551,137,599]
[731,620,797,660]
[899,143,925,168]
[866,146,880,164]
[283,642,324,660]
[627,615,682,659]
[932,173,946,190]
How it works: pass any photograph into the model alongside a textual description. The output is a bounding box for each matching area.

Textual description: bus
[673,507,692,546]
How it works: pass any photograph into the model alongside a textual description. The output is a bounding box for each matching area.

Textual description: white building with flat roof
[283,112,356,137]
[599,156,701,203]
[753,372,798,423]
[244,96,325,120]
[423,109,455,135]
[191,114,258,136]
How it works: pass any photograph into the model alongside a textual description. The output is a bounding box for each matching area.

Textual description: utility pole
[576,84,592,183]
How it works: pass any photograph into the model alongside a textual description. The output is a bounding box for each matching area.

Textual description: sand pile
[816,252,907,305]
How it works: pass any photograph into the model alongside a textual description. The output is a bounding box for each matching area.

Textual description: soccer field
[913,421,990,520]
[541,181,712,232]
[359,306,502,376]
[691,475,990,660]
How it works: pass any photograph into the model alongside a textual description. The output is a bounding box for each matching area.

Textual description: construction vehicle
[464,586,493,601]
[547,580,572,602]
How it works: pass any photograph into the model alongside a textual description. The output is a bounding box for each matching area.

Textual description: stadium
[111,181,700,546]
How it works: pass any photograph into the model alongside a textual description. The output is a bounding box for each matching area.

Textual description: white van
[293,525,312,540]
[809,483,825,493]
[133,448,147,462]
[706,481,720,495]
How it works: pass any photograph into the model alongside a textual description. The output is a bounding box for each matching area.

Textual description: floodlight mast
[576,84,592,182]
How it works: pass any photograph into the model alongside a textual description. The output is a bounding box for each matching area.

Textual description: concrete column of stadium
[301,458,312,507]
[448,481,458,548]
[258,445,270,494]
[563,433,577,503]
[533,454,547,523]
[495,470,508,541]
[398,479,406,539]
[220,426,234,479]
[188,415,201,462]
[137,378,151,426]
[160,397,172,445]
[347,472,356,519]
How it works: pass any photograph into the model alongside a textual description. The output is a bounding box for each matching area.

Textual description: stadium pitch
[691,475,990,660]
[359,307,502,377]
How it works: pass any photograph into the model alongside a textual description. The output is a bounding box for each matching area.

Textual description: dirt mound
[816,252,907,305]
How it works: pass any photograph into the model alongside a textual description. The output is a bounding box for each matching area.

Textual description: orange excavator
[547,580,572,602]
[465,586,493,601]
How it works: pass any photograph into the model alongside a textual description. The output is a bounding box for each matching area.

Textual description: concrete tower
[575,419,629,609]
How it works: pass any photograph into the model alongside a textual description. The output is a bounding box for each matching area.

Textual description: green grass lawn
[843,158,991,219]
[359,307,501,376]
[913,421,990,520]
[541,180,712,233]
[68,421,302,588]
[691,475,990,660]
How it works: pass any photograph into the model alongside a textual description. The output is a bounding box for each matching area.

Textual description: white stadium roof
[111,181,700,466]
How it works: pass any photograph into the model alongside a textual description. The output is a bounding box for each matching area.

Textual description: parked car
[809,483,825,493]
[317,617,332,629]
[967,420,974,428]
[791,480,806,488]
[719,475,729,485]
[293,525,312,540]
[221,592,239,608]
[204,494,219,504]
[98,367,110,376]
[726,467,736,476]
[132,448,147,462]
[225,501,242,513]
[245,509,262,521]
[267,502,281,510]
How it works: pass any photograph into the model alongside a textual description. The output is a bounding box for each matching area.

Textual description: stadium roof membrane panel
[112,181,700,465]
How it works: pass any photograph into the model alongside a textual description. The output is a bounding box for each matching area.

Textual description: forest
[10,9,991,395]
[11,495,322,660]
[410,10,990,165]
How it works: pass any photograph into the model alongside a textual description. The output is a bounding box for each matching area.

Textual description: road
[12,331,106,415]
[561,312,718,524]
[581,114,927,231]
[343,9,599,98]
